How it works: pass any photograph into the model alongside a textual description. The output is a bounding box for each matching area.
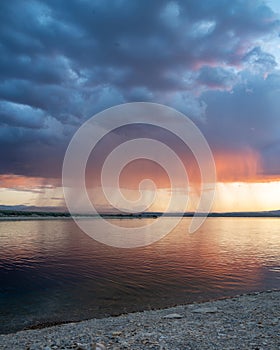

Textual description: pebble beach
[0,290,279,350]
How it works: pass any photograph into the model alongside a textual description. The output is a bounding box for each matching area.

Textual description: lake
[0,217,279,333]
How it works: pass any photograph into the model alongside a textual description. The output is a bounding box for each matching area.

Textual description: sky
[0,0,280,212]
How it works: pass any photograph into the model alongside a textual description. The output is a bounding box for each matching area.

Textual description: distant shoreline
[0,214,280,221]
[0,209,279,220]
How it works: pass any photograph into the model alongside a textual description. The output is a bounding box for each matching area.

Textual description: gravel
[0,290,279,349]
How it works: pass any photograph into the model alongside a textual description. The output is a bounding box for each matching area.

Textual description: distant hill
[0,205,69,218]
[207,210,280,217]
[0,205,279,218]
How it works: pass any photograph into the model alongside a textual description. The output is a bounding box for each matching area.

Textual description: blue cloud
[0,0,279,177]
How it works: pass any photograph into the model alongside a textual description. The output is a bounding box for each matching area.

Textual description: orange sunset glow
[1,158,280,213]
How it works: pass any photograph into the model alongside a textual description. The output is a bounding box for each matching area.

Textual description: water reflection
[0,217,279,333]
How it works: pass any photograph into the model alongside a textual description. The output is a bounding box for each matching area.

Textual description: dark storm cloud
[200,72,280,175]
[197,66,237,90]
[0,0,279,178]
[243,47,278,76]
[0,101,45,129]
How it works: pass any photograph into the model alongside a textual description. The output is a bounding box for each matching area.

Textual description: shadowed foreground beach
[0,290,279,349]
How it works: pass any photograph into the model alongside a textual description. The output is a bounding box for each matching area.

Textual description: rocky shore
[0,290,279,350]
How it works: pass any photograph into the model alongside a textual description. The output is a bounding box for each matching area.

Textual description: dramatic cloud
[200,72,280,177]
[0,0,280,183]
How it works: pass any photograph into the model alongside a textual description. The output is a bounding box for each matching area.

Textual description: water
[0,217,279,333]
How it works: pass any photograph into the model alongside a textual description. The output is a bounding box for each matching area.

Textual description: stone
[94,343,107,350]
[76,343,89,350]
[163,313,184,319]
[192,307,218,314]
[112,331,122,336]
